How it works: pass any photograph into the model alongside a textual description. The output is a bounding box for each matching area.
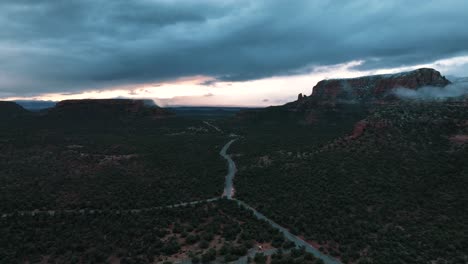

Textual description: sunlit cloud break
[1,0,468,106]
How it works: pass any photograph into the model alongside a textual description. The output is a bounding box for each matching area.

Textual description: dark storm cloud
[0,0,467,96]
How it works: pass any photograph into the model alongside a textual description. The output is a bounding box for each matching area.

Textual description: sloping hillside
[0,101,29,119]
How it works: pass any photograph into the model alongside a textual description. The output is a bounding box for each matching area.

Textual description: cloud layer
[1,0,468,97]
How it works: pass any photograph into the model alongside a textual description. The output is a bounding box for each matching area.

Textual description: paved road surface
[220,139,238,199]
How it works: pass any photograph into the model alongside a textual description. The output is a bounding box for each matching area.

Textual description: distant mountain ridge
[14,100,56,111]
[296,68,450,106]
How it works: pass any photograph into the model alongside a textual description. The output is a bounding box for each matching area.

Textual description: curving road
[220,139,238,199]
[220,139,342,264]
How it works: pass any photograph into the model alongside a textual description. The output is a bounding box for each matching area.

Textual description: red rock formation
[310,68,450,104]
[349,120,368,139]
[347,119,390,140]
[51,99,172,118]
[55,99,147,112]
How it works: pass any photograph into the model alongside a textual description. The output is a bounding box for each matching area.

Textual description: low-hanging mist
[394,82,468,101]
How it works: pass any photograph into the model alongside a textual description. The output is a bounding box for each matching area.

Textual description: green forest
[0,116,226,212]
[1,199,325,264]
[232,102,468,264]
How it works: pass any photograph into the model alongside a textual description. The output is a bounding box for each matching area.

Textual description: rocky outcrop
[50,99,173,119]
[297,93,307,101]
[237,68,452,123]
[309,68,450,105]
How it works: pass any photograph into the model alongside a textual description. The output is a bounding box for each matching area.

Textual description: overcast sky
[1,0,468,106]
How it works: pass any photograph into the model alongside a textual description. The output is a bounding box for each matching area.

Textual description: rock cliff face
[50,99,172,118]
[238,68,454,123]
[309,68,450,104]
